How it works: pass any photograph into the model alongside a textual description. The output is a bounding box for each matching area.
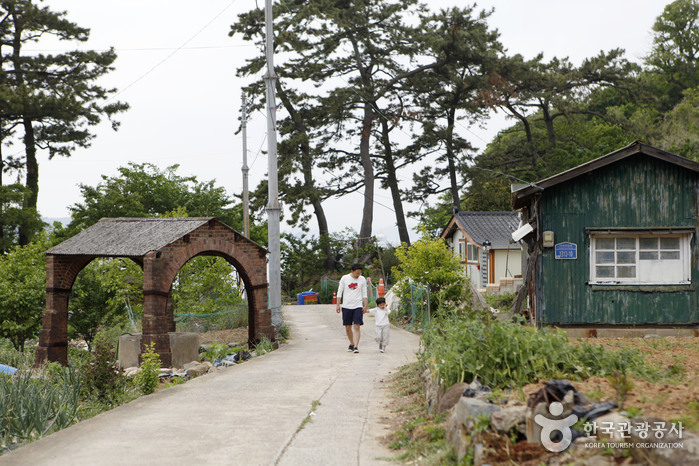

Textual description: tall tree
[403,6,504,213]
[645,0,699,108]
[232,0,450,247]
[65,162,267,244]
[0,0,128,245]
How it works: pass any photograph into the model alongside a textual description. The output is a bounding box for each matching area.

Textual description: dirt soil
[197,328,250,347]
[522,336,699,426]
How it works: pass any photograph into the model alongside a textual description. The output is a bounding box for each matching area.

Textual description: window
[467,243,479,262]
[458,241,465,261]
[590,233,690,284]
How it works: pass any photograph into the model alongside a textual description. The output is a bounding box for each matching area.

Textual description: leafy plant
[255,337,274,355]
[200,343,238,362]
[134,343,161,395]
[607,371,635,410]
[420,313,659,389]
[79,339,124,403]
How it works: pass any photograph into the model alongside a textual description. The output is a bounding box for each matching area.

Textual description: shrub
[79,339,125,403]
[134,343,161,395]
[420,314,658,389]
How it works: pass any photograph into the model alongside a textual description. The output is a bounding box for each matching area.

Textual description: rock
[184,363,210,377]
[201,361,215,370]
[183,361,201,371]
[594,412,630,441]
[159,368,173,375]
[421,368,442,414]
[491,405,527,435]
[454,397,501,430]
[627,417,699,465]
[123,366,141,377]
[643,334,662,339]
[525,402,549,444]
[438,382,468,413]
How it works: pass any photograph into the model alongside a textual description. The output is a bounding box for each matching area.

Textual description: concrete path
[0,305,420,466]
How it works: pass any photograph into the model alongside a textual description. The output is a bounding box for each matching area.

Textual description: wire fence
[174,303,248,333]
[399,283,431,332]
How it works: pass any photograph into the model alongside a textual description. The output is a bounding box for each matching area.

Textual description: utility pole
[264,0,282,330]
[241,92,250,238]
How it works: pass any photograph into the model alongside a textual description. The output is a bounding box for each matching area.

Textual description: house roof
[442,211,520,249]
[512,141,699,210]
[46,217,265,257]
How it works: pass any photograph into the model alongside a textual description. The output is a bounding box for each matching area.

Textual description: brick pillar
[251,284,272,342]
[166,292,176,333]
[142,251,172,367]
[35,288,70,366]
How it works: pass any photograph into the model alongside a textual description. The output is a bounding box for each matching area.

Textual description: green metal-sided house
[512,141,699,329]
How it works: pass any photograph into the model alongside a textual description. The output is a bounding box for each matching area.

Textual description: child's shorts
[374,324,390,345]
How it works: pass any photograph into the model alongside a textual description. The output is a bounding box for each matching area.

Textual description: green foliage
[200,343,238,362]
[69,259,137,351]
[485,292,515,310]
[607,371,635,410]
[420,314,659,389]
[0,238,48,351]
[0,343,34,371]
[0,367,81,451]
[0,185,44,254]
[255,337,274,355]
[79,339,125,404]
[66,162,266,245]
[134,343,161,395]
[672,400,699,430]
[172,256,244,315]
[392,233,467,314]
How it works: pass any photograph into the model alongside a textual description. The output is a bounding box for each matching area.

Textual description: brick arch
[142,234,270,366]
[35,217,270,368]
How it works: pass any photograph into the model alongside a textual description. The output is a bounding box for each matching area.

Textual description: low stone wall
[422,368,699,465]
[118,332,199,369]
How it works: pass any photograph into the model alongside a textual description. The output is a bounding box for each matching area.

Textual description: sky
[30,0,674,245]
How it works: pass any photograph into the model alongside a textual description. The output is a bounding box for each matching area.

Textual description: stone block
[118,334,141,369]
[169,332,199,369]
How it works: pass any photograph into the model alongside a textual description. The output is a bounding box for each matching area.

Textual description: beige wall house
[441,211,523,295]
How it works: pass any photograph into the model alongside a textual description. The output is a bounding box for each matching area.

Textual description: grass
[386,363,456,464]
[297,400,321,433]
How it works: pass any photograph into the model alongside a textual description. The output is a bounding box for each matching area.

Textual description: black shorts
[341,307,364,326]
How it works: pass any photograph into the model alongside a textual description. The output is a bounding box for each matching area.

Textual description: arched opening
[36,217,271,368]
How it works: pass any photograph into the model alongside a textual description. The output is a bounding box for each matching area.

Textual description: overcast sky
[33,0,673,244]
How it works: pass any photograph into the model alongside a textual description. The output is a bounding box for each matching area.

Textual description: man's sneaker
[353,347,359,353]
[348,344,355,352]
[380,347,385,353]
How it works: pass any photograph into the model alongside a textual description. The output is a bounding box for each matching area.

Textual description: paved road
[0,305,420,466]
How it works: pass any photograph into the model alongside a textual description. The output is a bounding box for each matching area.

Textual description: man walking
[335,263,368,353]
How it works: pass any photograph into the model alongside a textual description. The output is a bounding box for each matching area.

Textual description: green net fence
[174,302,248,333]
[402,283,431,331]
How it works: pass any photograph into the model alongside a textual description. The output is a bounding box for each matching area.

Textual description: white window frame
[589,232,691,285]
[467,243,479,263]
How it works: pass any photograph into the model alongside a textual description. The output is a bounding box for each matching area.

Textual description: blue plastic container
[296,291,318,305]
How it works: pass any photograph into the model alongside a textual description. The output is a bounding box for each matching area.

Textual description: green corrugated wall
[538,154,699,325]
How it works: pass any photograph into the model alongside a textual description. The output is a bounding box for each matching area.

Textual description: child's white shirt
[369,305,391,326]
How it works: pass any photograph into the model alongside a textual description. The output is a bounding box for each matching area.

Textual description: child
[369,297,391,353]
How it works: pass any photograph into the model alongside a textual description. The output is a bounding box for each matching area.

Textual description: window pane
[660,251,680,260]
[617,251,636,264]
[639,251,658,260]
[597,238,615,250]
[617,266,636,278]
[596,252,615,264]
[640,238,657,250]
[617,238,636,250]
[660,237,680,250]
[596,266,614,278]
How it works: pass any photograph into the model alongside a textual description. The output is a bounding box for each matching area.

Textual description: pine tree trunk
[380,119,410,245]
[19,117,38,245]
[358,101,374,249]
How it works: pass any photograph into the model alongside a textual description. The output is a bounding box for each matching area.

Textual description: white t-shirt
[369,306,391,326]
[337,273,368,309]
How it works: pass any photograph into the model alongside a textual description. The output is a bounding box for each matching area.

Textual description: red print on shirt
[348,282,358,290]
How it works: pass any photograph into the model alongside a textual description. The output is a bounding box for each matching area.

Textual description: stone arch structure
[35,217,270,367]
